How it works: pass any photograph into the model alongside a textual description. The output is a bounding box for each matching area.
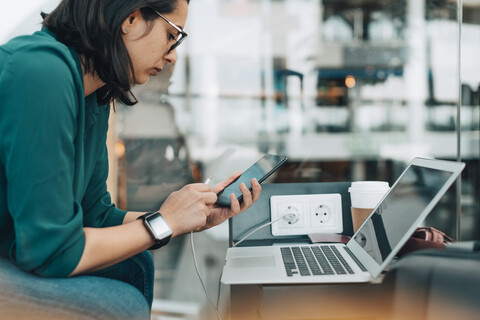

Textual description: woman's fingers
[203,190,218,206]
[159,182,219,236]
[229,193,241,213]
[228,178,261,213]
[211,171,242,194]
[251,178,261,203]
[239,182,253,209]
[189,183,214,192]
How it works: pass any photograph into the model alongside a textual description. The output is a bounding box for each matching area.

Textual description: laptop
[221,157,465,284]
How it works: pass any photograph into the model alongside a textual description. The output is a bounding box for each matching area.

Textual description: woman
[0,0,261,318]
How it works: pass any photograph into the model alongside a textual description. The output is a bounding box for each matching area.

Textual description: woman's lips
[151,67,162,76]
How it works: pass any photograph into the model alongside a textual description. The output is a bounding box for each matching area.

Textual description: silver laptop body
[221,158,465,285]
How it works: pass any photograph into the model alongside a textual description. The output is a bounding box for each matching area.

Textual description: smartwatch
[138,212,172,250]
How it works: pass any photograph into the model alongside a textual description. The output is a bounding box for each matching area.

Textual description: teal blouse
[0,29,127,277]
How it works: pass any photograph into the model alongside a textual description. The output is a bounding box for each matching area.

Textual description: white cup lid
[348,181,389,193]
[349,181,390,208]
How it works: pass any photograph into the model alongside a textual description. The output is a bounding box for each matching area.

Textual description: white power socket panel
[270,194,343,236]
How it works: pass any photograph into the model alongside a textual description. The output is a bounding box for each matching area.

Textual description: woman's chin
[135,75,151,85]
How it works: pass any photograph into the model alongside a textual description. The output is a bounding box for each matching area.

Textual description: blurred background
[2,0,479,319]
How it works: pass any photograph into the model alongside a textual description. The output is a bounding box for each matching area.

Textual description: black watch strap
[137,212,172,250]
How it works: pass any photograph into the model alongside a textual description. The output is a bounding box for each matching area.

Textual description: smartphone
[215,154,288,207]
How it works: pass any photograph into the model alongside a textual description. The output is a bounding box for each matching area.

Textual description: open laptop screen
[351,164,453,265]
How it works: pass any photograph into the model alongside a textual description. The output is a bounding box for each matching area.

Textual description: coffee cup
[348,181,390,232]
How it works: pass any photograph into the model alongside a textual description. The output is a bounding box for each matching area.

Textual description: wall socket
[270,194,343,236]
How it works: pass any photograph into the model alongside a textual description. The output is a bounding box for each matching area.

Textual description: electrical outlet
[270,194,343,236]
[277,202,305,229]
[310,200,336,227]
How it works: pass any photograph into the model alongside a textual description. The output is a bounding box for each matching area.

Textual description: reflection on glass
[353,165,453,264]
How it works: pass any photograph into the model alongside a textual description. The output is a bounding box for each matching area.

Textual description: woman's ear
[121,9,142,34]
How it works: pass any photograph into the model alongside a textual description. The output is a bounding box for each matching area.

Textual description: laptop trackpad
[230,256,276,268]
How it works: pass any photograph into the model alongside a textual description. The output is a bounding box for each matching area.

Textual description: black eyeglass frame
[153,9,188,53]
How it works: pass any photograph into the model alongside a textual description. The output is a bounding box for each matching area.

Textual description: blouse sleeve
[0,46,86,277]
[82,138,127,228]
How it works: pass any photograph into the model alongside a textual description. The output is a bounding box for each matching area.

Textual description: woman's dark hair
[42,0,188,106]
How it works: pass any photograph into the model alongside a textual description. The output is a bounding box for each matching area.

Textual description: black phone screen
[215,154,287,206]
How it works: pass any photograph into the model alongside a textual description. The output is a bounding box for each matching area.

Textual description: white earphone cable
[191,176,293,319]
[233,213,294,247]
[190,231,224,320]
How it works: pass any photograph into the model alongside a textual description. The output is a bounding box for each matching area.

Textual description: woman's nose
[164,49,177,64]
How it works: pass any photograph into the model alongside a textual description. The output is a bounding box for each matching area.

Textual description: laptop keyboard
[280,245,355,277]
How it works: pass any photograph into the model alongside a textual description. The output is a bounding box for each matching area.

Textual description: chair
[0,257,150,320]
[382,249,480,320]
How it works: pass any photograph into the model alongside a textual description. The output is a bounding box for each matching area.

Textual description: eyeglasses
[153,9,188,53]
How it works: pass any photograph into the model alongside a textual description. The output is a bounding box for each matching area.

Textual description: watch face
[149,214,172,239]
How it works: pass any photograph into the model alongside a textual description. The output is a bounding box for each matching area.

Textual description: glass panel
[460,0,480,240]
[115,0,480,314]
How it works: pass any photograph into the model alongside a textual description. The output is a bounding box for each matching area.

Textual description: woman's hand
[158,172,261,237]
[159,183,218,237]
[198,171,262,232]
